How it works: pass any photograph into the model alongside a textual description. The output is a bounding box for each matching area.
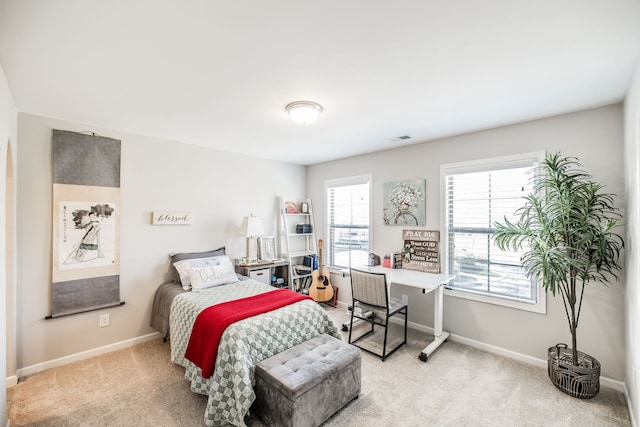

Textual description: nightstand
[235,259,289,288]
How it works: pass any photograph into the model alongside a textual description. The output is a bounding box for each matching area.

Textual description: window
[325,175,371,269]
[441,152,546,313]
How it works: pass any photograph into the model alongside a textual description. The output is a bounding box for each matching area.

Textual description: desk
[357,266,454,362]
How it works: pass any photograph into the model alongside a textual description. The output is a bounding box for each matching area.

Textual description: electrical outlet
[402,294,408,304]
[99,313,110,328]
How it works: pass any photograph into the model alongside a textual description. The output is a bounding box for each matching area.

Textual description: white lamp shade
[286,101,323,125]
[239,215,264,237]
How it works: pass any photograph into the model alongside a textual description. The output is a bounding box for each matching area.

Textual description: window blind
[445,165,537,302]
[326,177,370,268]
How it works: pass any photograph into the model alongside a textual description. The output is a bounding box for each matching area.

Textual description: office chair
[348,268,408,361]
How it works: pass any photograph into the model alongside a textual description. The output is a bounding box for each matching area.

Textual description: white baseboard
[373,312,627,393]
[9,332,161,383]
[340,303,635,424]
[335,300,349,310]
[623,382,638,427]
[382,314,628,393]
[447,332,626,393]
[6,375,17,387]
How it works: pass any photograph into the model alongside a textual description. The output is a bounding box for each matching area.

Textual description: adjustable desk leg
[418,284,450,362]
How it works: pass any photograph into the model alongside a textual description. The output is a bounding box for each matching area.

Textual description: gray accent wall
[307,104,627,382]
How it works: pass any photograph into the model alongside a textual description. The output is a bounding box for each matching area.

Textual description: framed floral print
[383,179,426,226]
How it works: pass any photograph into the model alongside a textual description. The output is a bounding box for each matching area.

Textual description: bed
[150,248,341,427]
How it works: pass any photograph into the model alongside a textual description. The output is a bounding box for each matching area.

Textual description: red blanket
[184,289,312,378]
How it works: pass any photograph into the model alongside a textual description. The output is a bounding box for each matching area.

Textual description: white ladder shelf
[279,197,317,292]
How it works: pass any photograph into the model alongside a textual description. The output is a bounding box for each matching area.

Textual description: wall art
[383,179,426,226]
[50,130,122,318]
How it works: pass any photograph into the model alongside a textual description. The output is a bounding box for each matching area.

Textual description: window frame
[440,152,547,314]
[324,174,372,270]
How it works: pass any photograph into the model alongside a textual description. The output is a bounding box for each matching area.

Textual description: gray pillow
[170,246,226,285]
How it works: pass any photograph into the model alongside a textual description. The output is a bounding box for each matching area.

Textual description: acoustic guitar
[309,239,334,302]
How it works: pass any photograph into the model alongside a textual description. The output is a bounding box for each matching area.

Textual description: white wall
[15,113,306,370]
[0,62,18,427]
[624,60,640,425]
[308,104,627,381]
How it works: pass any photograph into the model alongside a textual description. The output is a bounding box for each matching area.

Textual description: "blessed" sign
[152,211,193,225]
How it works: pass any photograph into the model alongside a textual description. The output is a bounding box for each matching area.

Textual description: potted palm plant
[494,152,624,399]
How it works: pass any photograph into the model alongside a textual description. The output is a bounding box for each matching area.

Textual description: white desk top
[355,266,454,293]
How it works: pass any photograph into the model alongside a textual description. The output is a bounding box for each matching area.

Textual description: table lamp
[239,214,264,263]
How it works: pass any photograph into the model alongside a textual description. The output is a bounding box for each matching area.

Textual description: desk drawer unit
[250,268,271,284]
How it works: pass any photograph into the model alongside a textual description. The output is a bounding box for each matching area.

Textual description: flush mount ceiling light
[286,101,323,125]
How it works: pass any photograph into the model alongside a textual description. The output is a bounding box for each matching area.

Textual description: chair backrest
[350,269,389,309]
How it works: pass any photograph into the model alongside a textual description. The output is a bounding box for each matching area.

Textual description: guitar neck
[316,239,328,276]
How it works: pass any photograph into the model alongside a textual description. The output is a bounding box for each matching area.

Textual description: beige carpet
[8,306,631,426]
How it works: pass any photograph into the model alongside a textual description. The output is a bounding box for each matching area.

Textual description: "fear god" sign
[401,229,440,273]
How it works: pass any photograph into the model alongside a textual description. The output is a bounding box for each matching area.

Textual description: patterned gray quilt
[169,279,341,427]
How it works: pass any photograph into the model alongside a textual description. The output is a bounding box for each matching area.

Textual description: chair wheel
[419,353,428,362]
[341,323,349,332]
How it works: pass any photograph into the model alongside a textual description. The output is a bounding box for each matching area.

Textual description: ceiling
[1,1,639,166]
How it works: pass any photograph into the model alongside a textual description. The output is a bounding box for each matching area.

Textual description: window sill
[444,286,546,314]
[326,266,350,277]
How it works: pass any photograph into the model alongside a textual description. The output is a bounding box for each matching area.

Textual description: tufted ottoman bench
[252,333,361,427]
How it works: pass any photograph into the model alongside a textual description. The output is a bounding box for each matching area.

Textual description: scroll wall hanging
[49,129,123,318]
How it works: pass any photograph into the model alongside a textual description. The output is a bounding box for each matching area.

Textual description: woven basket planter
[547,344,601,399]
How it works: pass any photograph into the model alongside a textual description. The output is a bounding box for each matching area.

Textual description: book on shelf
[303,254,318,270]
[294,275,313,293]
